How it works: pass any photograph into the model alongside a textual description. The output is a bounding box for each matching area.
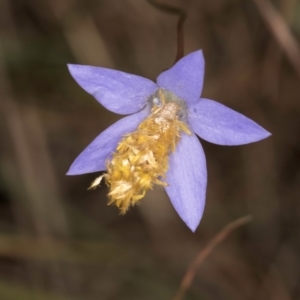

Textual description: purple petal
[165,133,207,232]
[156,50,205,105]
[67,108,149,175]
[188,98,271,145]
[68,64,157,115]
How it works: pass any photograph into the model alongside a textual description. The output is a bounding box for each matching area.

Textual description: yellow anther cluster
[89,90,191,213]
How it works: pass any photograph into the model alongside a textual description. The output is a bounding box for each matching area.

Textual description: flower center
[90,88,191,213]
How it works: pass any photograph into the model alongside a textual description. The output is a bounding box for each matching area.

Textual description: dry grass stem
[172,215,253,300]
[252,0,300,79]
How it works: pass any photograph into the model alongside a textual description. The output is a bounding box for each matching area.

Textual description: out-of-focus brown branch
[146,0,187,64]
[172,215,253,300]
[252,0,300,80]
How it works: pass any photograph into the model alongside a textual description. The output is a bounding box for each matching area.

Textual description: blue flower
[67,50,270,231]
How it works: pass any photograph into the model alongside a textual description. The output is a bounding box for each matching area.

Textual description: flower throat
[89,89,191,213]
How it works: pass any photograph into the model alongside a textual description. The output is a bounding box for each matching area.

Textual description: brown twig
[146,0,187,64]
[172,215,253,300]
[252,0,300,80]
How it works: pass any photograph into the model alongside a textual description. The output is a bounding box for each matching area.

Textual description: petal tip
[190,49,204,60]
[251,127,272,143]
[67,63,77,73]
[265,130,272,138]
[186,220,200,232]
[66,167,78,176]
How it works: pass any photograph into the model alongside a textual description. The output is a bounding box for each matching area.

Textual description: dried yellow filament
[90,90,191,213]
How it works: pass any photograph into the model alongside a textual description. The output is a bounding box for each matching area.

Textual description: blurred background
[0,0,300,299]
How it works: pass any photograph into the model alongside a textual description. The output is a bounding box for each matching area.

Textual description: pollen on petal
[96,89,191,213]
